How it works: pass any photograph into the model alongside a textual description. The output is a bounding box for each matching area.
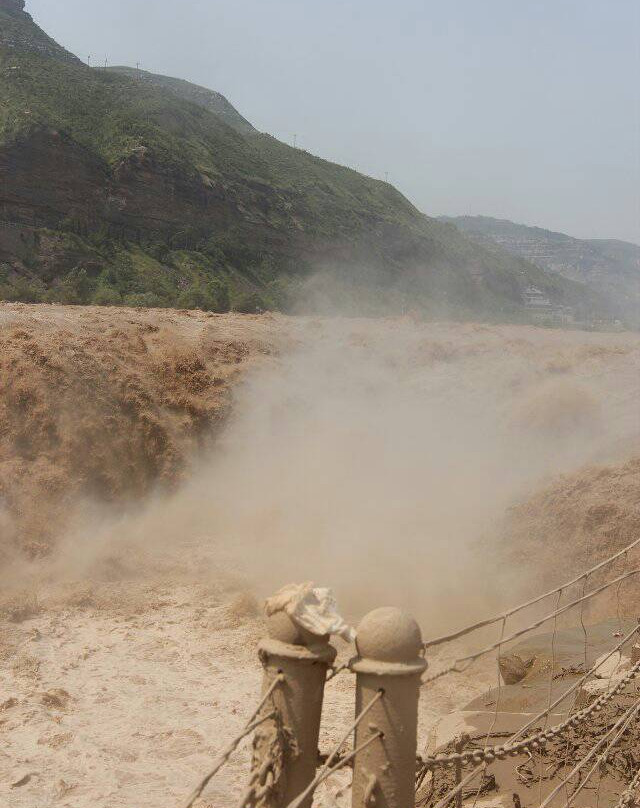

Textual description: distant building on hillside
[523,285,555,312]
[523,286,574,324]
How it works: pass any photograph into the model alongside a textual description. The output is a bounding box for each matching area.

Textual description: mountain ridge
[0,4,608,320]
[442,215,640,326]
[105,66,256,134]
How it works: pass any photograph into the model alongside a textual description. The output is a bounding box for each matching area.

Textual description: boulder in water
[499,653,536,685]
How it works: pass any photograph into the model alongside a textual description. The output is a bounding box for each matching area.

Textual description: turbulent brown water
[1,303,639,806]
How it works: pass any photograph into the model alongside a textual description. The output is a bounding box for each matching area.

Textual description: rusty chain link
[419,660,640,774]
[539,695,640,808]
[614,766,640,808]
[182,674,284,808]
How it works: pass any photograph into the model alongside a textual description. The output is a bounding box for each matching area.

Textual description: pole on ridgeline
[249,607,337,807]
[350,607,427,808]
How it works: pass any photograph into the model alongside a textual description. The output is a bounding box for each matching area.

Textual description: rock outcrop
[0,0,81,63]
[0,0,26,14]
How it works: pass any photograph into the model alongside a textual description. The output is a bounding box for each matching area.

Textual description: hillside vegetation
[0,0,603,319]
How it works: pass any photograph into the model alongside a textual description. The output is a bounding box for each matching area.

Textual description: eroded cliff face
[0,127,298,257]
[0,130,107,228]
[1,131,407,300]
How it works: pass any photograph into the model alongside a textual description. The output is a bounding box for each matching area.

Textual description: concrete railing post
[350,607,427,808]
[250,609,337,807]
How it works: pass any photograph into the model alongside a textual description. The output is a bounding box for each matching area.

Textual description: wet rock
[594,651,630,679]
[498,653,535,685]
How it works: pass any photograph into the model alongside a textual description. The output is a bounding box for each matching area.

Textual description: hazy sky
[29,0,640,243]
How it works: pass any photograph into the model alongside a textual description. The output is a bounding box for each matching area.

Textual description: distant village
[523,285,574,324]
[522,285,623,330]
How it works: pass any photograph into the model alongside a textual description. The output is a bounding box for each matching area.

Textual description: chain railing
[615,766,640,808]
[181,533,640,808]
[181,675,284,808]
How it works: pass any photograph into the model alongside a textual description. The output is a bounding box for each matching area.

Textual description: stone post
[251,609,337,807]
[350,607,427,808]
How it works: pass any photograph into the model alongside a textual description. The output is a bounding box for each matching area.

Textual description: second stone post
[350,607,427,808]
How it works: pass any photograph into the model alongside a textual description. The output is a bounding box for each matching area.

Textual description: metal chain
[509,623,640,743]
[419,660,640,773]
[539,695,640,808]
[614,766,640,808]
[237,749,282,808]
[182,674,284,808]
[559,704,640,808]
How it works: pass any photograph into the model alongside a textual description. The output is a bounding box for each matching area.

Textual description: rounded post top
[267,610,330,647]
[259,611,336,666]
[351,607,427,676]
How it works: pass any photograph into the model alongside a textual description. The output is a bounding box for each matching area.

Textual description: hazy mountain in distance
[442,216,640,326]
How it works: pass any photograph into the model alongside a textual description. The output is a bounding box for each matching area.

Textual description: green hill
[0,0,605,319]
[105,66,255,134]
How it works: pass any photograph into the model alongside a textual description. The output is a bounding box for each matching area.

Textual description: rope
[539,695,640,808]
[561,705,639,808]
[424,624,640,807]
[471,617,507,808]
[182,674,283,808]
[509,623,639,743]
[538,589,562,805]
[421,568,640,684]
[423,535,640,649]
[614,766,640,808]
[284,689,384,808]
[288,730,383,806]
[419,659,640,774]
[182,712,276,808]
